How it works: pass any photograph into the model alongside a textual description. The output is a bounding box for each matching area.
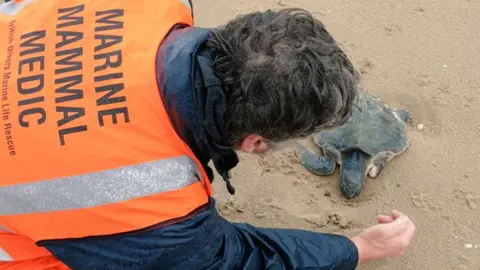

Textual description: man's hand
[350,210,415,264]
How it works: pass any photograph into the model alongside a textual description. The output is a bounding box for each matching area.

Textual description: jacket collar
[156,26,238,194]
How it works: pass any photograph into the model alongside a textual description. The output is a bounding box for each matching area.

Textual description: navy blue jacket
[41,26,359,270]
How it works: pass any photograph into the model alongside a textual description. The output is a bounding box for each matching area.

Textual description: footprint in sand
[384,23,403,36]
[412,6,425,14]
[455,253,478,270]
[415,73,433,88]
[275,0,286,7]
[360,58,374,74]
[217,198,245,217]
[454,188,480,210]
[338,41,358,54]
[462,95,475,108]
[432,85,452,107]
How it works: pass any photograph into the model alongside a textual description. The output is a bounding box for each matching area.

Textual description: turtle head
[339,150,370,199]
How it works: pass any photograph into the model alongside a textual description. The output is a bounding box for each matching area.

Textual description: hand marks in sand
[454,188,480,211]
[257,149,299,177]
[301,212,357,233]
[410,189,443,212]
[453,175,480,211]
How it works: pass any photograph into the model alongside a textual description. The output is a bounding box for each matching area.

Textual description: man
[0,0,415,269]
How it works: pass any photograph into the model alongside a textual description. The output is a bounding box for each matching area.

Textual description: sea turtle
[296,90,412,199]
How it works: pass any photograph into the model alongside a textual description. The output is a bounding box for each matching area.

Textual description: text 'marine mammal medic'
[12,5,127,148]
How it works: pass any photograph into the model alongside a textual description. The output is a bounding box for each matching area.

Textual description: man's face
[235,134,305,154]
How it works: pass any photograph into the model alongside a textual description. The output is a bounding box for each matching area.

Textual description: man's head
[207,8,360,153]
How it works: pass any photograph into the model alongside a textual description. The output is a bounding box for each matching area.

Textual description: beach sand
[194,0,480,269]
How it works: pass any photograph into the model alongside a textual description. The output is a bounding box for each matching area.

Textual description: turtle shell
[314,91,409,157]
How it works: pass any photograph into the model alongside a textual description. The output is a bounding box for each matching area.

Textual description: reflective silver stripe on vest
[0,248,13,262]
[0,0,35,16]
[179,0,192,12]
[0,155,203,215]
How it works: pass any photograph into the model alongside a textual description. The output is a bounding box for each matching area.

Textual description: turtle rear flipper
[339,150,370,198]
[368,152,394,178]
[296,144,336,175]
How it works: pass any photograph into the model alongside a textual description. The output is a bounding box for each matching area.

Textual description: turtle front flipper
[394,109,412,123]
[339,150,370,198]
[296,144,336,175]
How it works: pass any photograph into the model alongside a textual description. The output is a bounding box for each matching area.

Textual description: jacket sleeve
[43,199,358,270]
[226,221,359,270]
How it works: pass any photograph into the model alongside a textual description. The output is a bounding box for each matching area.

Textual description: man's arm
[42,199,359,270]
[226,221,359,269]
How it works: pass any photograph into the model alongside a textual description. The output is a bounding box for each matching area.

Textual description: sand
[194,0,480,269]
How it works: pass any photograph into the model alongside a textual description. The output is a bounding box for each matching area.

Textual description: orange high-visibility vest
[0,0,211,268]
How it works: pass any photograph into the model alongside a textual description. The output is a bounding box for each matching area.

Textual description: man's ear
[239,134,269,153]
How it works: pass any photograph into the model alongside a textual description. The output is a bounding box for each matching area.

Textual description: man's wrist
[350,236,371,264]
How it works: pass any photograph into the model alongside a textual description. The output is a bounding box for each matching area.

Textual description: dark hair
[207,8,360,143]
